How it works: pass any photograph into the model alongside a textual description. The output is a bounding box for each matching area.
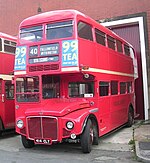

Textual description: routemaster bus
[0,32,16,134]
[14,10,138,153]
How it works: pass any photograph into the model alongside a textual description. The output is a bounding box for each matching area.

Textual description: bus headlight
[66,121,74,130]
[16,120,24,129]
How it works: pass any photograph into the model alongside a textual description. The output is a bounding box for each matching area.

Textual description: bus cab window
[42,75,60,99]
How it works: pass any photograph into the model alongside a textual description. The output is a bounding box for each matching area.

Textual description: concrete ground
[0,121,149,162]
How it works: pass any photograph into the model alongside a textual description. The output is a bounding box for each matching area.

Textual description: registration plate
[34,138,51,145]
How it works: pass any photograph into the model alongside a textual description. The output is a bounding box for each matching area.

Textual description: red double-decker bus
[0,32,16,134]
[14,10,138,153]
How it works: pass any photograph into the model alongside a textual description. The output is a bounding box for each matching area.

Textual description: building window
[99,81,109,96]
[120,82,126,94]
[107,36,115,50]
[78,21,93,41]
[111,81,118,95]
[95,29,106,46]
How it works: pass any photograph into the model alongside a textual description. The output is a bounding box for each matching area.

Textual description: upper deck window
[20,26,43,43]
[95,29,106,46]
[4,39,16,54]
[107,36,115,50]
[116,40,123,53]
[78,21,93,41]
[124,44,130,56]
[46,20,73,40]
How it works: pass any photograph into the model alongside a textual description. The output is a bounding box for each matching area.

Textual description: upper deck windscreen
[20,20,73,44]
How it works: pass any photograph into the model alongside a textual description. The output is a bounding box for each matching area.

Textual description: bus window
[4,39,16,54]
[46,21,73,40]
[20,26,43,43]
[116,40,123,53]
[42,75,60,99]
[5,81,14,99]
[95,29,106,46]
[127,82,132,93]
[124,44,130,56]
[0,38,2,51]
[107,36,115,50]
[69,82,94,98]
[99,81,109,96]
[78,21,93,41]
[120,82,126,94]
[16,76,39,102]
[111,81,118,95]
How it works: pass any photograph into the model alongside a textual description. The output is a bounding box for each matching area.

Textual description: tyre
[21,135,34,148]
[0,119,4,136]
[80,119,93,153]
[127,110,134,127]
[93,124,99,145]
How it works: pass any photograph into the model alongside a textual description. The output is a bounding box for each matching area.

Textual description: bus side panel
[78,39,97,68]
[0,80,4,128]
[96,44,109,70]
[98,96,110,136]
[0,53,15,74]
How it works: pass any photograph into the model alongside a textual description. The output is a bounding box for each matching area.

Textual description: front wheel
[21,135,34,148]
[80,119,93,153]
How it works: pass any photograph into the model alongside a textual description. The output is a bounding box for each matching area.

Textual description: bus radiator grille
[27,116,58,141]
[29,64,59,72]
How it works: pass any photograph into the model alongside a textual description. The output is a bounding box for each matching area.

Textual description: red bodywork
[0,32,16,131]
[14,10,137,145]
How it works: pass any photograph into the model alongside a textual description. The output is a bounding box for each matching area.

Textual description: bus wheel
[127,110,134,127]
[80,119,93,153]
[0,119,3,136]
[21,135,34,148]
[93,124,99,145]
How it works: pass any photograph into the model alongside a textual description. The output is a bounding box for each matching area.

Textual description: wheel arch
[82,114,99,135]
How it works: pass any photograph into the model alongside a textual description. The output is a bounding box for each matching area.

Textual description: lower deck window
[99,81,109,96]
[111,81,118,95]
[69,82,94,98]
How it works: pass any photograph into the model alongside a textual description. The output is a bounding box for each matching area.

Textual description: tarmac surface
[134,120,150,163]
[0,120,149,162]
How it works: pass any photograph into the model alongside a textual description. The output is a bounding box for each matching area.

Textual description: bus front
[14,11,97,152]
